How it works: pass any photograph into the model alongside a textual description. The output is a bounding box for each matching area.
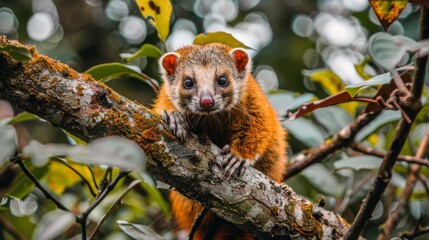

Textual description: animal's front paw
[220,144,253,179]
[161,110,188,141]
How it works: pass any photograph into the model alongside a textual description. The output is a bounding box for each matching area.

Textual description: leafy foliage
[1,0,429,240]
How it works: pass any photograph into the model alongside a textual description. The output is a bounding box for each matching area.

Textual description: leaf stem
[11,155,72,213]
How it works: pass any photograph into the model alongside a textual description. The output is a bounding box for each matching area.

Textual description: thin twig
[284,111,380,179]
[89,179,141,240]
[401,225,429,239]
[349,142,429,167]
[12,156,72,213]
[97,167,112,196]
[87,165,99,190]
[77,170,129,240]
[52,157,97,197]
[378,126,429,239]
[345,7,428,240]
[188,207,209,240]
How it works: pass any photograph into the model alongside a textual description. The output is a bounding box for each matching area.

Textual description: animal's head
[159,43,251,115]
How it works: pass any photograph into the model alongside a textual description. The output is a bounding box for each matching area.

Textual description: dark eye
[217,76,228,87]
[183,77,194,89]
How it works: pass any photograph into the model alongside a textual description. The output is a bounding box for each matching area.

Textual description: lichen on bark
[0,36,358,239]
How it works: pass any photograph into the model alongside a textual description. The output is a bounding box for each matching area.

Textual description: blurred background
[1,0,428,239]
[1,0,420,96]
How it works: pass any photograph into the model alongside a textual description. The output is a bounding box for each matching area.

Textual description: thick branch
[0,37,353,239]
[284,111,380,179]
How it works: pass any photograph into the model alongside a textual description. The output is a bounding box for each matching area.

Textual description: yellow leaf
[307,69,344,95]
[135,0,172,41]
[47,161,103,195]
[367,133,379,146]
[369,0,408,30]
[306,69,358,116]
[354,57,373,80]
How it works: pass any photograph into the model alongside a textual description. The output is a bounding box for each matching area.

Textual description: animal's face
[160,44,250,115]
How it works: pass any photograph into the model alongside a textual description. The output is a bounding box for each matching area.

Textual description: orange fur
[153,44,287,240]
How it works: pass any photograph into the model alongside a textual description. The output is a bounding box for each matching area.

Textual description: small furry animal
[153,43,287,240]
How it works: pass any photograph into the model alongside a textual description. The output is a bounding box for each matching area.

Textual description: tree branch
[284,111,380,179]
[377,11,429,234]
[377,126,429,239]
[345,7,428,240]
[0,37,355,239]
[348,142,429,167]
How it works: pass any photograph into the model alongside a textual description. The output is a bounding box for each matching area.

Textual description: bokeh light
[27,12,55,41]
[106,0,129,21]
[0,8,16,34]
[292,15,314,38]
[255,66,279,92]
[119,16,147,44]
[166,19,197,50]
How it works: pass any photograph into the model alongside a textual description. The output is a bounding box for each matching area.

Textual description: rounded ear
[160,52,180,75]
[230,48,249,72]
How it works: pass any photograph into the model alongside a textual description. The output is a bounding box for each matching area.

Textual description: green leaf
[334,155,383,171]
[118,220,166,240]
[356,110,401,141]
[301,163,345,197]
[7,112,39,124]
[86,63,143,81]
[121,44,163,62]
[140,179,170,217]
[135,0,172,41]
[85,62,159,89]
[345,73,392,97]
[193,32,252,49]
[0,44,32,62]
[313,106,353,133]
[283,118,325,147]
[63,130,87,145]
[368,32,416,72]
[0,125,16,164]
[267,91,314,117]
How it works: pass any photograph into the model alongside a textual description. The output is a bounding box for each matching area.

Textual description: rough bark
[0,37,356,239]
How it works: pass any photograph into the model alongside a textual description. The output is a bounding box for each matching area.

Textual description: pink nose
[200,96,214,108]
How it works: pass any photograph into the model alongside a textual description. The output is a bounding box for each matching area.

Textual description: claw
[220,147,252,179]
[222,144,231,154]
[161,110,189,141]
